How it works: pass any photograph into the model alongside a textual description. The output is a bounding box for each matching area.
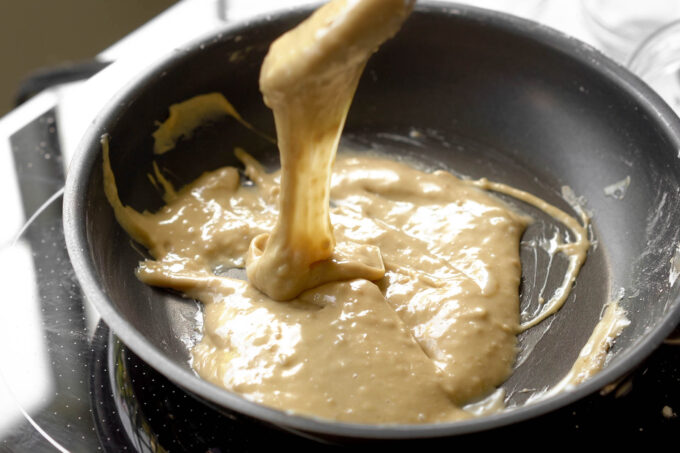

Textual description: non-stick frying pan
[63,2,680,441]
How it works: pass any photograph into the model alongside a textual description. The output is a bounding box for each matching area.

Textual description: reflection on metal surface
[89,323,161,452]
[111,338,167,452]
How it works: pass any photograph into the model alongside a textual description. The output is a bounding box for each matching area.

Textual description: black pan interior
[66,3,680,439]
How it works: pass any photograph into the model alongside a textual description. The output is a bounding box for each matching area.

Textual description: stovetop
[0,1,679,451]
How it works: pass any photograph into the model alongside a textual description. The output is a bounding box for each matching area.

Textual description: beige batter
[104,138,533,422]
[247,0,415,300]
[102,0,608,424]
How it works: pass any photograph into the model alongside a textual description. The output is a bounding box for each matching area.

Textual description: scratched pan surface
[64,2,680,441]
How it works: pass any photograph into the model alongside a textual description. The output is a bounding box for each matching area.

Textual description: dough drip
[247,0,414,300]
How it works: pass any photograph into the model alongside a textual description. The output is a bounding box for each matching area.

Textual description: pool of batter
[106,141,535,422]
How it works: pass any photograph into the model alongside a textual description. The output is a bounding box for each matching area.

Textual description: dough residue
[603,175,631,200]
[527,297,630,403]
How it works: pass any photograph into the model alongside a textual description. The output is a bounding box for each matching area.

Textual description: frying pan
[63,2,680,441]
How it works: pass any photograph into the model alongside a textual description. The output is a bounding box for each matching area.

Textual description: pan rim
[63,1,680,440]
